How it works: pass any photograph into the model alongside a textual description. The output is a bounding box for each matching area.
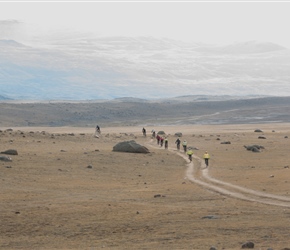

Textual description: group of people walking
[148,128,210,167]
[155,133,169,149]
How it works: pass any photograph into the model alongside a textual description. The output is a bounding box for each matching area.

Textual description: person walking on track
[187,148,193,162]
[164,138,168,149]
[203,151,210,167]
[175,138,181,150]
[182,140,187,152]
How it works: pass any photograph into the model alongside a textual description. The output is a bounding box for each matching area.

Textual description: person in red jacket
[156,134,161,145]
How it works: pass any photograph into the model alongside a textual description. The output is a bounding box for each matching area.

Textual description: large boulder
[113,140,150,154]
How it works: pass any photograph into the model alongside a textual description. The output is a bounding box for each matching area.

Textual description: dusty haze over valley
[1,2,290,250]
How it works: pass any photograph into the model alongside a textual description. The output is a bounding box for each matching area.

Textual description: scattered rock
[284,166,289,169]
[1,149,18,155]
[174,132,182,137]
[0,155,12,162]
[113,140,150,154]
[157,131,166,135]
[254,129,263,132]
[87,165,93,169]
[201,215,218,219]
[269,175,274,178]
[285,136,288,138]
[241,241,254,249]
[209,247,217,250]
[221,141,231,144]
[258,136,266,139]
[153,194,166,198]
[244,145,264,152]
[252,147,261,153]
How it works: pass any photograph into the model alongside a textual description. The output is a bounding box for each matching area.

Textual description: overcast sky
[1,1,290,48]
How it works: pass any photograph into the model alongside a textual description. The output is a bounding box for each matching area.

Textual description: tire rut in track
[147,140,290,208]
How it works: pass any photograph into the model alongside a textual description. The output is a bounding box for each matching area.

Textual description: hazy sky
[1,1,290,48]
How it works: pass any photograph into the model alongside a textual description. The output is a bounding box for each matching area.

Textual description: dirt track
[148,140,290,208]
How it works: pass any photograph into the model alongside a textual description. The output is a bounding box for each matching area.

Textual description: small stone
[0,156,12,162]
[258,136,266,139]
[241,241,254,249]
[201,215,218,219]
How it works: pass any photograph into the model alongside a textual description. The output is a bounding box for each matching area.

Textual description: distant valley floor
[1,96,290,127]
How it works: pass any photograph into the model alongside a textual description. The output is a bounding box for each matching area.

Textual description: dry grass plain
[1,124,290,250]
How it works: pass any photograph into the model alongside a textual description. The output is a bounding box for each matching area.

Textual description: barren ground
[1,124,290,249]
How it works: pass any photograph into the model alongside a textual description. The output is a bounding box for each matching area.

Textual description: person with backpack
[203,151,210,167]
[175,138,181,150]
[164,138,168,149]
[182,140,187,152]
[187,148,193,162]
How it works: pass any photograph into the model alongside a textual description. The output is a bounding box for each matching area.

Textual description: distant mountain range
[1,37,290,100]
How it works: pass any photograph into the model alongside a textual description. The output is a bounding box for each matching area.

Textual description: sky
[1,1,290,48]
